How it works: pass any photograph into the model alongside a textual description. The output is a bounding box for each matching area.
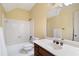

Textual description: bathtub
[7,41,34,56]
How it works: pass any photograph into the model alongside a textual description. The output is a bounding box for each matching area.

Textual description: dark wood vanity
[34,43,55,56]
[34,39,79,56]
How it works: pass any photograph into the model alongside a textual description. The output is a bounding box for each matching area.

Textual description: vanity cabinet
[34,43,55,56]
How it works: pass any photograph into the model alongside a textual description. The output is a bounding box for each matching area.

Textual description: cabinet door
[34,43,39,56]
[38,46,53,56]
[34,43,55,56]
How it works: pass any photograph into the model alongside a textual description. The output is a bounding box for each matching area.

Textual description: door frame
[73,11,79,41]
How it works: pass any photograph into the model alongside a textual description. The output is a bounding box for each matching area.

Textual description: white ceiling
[2,3,35,11]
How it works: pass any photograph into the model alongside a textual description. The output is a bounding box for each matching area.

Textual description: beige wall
[6,8,30,21]
[47,17,55,37]
[31,3,49,38]
[0,4,31,25]
[0,4,5,26]
[47,4,79,40]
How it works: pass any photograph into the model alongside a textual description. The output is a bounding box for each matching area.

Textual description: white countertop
[33,39,79,56]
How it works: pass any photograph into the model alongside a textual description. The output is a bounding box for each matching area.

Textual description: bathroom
[1,3,79,56]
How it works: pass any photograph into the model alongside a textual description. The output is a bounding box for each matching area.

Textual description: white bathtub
[7,42,34,56]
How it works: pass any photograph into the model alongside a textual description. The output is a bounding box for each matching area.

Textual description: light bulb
[64,3,72,6]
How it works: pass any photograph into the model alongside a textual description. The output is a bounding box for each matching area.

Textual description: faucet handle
[60,42,63,46]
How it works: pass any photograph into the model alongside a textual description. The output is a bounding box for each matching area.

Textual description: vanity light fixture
[64,3,72,6]
[50,3,72,8]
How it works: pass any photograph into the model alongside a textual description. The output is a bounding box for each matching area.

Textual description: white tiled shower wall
[3,19,32,45]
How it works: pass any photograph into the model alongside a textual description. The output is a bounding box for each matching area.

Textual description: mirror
[47,3,79,42]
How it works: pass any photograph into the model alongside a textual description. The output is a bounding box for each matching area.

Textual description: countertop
[33,39,79,56]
